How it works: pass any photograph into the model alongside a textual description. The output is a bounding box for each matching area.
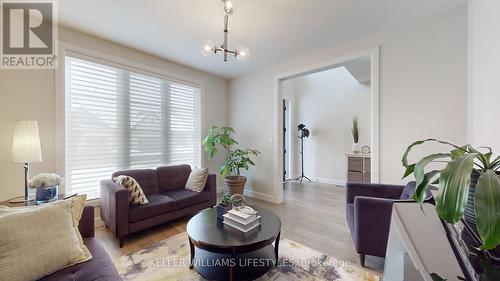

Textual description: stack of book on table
[223,208,261,232]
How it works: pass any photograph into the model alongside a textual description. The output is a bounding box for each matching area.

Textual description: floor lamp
[295,124,311,183]
[11,120,42,203]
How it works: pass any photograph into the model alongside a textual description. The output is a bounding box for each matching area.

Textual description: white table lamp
[11,120,42,202]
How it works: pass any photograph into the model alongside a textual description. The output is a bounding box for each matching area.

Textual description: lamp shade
[11,120,42,163]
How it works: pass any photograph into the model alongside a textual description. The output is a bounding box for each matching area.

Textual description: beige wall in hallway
[283,67,371,184]
[0,26,228,201]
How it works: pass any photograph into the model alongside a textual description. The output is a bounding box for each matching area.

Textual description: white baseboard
[95,217,105,228]
[289,175,346,187]
[216,185,225,194]
[315,177,346,187]
[243,188,279,204]
[216,185,279,204]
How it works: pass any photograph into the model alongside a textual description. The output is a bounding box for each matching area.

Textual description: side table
[0,193,77,207]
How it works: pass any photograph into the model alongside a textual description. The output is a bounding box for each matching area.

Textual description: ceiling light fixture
[201,0,250,62]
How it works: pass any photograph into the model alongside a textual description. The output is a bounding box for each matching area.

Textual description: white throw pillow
[0,195,92,281]
[185,167,209,192]
[114,175,149,205]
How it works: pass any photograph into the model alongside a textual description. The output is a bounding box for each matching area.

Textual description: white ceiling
[59,0,467,79]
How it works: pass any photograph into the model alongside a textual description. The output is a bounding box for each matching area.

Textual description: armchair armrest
[100,179,129,239]
[203,174,217,207]
[78,205,95,238]
[346,182,404,203]
[353,196,396,257]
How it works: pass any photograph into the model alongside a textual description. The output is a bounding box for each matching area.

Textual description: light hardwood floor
[95,181,384,273]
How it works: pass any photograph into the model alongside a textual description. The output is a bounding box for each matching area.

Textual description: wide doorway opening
[274,48,379,202]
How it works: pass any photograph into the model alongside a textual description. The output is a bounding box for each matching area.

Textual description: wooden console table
[346,153,371,183]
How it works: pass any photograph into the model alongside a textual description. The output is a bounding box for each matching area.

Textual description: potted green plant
[351,116,360,153]
[216,191,232,219]
[402,139,500,251]
[202,126,260,195]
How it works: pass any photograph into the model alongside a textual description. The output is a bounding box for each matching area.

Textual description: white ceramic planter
[352,143,361,153]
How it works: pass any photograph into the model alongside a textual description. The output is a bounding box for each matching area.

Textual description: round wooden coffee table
[186,207,281,281]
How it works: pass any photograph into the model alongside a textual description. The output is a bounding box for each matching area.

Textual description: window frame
[55,42,205,203]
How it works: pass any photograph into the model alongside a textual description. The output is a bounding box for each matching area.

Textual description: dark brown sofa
[40,206,121,281]
[100,164,217,247]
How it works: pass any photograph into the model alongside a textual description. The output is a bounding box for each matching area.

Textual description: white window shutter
[65,56,201,199]
[129,73,163,169]
[166,82,201,167]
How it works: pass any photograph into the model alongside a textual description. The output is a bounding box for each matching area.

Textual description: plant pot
[464,170,480,229]
[216,204,231,220]
[463,170,500,259]
[35,186,59,205]
[352,143,361,154]
[224,176,247,195]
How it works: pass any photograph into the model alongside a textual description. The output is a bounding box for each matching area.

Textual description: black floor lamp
[295,124,311,183]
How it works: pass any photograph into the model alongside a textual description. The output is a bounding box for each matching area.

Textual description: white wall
[283,67,370,184]
[468,1,500,150]
[0,26,228,201]
[228,7,467,203]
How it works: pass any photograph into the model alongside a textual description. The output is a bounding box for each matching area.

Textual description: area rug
[113,232,380,281]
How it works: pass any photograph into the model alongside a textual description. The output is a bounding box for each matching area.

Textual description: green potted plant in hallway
[402,139,500,252]
[351,116,360,153]
[202,126,260,195]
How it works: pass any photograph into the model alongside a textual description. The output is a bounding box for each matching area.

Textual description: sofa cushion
[157,165,192,192]
[399,181,434,200]
[0,195,91,281]
[185,167,209,192]
[39,238,121,281]
[112,169,159,195]
[114,175,149,205]
[128,194,176,223]
[162,189,211,209]
[399,181,417,200]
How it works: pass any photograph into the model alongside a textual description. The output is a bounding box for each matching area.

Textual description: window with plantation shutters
[65,55,201,199]
[166,82,201,165]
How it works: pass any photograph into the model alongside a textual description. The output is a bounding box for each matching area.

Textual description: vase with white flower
[29,173,62,204]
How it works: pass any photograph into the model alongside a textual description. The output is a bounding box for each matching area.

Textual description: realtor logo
[1,0,57,69]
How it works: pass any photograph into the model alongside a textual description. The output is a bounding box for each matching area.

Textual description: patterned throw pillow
[114,175,149,205]
[185,167,209,192]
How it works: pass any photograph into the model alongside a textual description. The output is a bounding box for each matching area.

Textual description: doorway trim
[282,99,293,181]
[272,46,380,203]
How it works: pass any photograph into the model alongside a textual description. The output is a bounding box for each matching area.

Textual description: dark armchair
[345,181,433,267]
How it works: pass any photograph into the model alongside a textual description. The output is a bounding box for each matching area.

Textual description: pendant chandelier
[201,0,250,62]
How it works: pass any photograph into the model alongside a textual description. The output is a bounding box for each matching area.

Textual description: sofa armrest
[353,196,396,256]
[203,174,217,206]
[78,205,95,238]
[346,182,404,203]
[100,179,129,239]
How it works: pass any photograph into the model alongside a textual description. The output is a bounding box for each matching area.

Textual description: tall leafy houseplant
[202,126,260,195]
[351,116,359,143]
[402,139,500,250]
[351,116,360,153]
